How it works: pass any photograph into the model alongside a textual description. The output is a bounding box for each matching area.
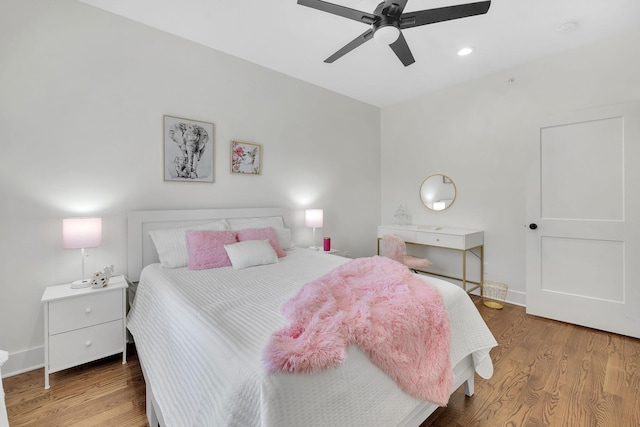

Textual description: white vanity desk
[377,224,484,293]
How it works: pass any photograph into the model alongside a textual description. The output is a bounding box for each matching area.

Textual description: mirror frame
[419,174,457,211]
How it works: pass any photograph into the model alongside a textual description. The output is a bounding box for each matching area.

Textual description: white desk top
[378,224,482,235]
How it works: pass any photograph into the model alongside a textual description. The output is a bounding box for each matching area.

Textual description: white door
[526,103,640,339]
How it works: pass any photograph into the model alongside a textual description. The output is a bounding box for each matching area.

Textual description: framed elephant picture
[163,115,214,182]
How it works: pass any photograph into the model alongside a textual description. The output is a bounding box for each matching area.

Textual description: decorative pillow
[224,240,278,269]
[226,218,294,250]
[149,221,228,268]
[270,227,293,250]
[186,230,238,270]
[236,227,287,257]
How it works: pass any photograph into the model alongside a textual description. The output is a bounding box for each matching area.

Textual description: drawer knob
[85,340,92,347]
[436,238,440,241]
[85,307,92,314]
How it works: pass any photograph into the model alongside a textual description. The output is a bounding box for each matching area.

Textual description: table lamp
[305,209,323,250]
[63,217,102,288]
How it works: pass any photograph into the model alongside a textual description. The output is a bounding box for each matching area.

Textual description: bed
[126,207,497,427]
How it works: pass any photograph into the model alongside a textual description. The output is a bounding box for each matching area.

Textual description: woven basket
[482,281,508,309]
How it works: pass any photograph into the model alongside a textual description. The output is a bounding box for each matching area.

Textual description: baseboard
[505,289,526,307]
[1,346,43,378]
[469,287,526,307]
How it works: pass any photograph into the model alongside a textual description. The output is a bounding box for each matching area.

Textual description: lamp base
[70,279,92,289]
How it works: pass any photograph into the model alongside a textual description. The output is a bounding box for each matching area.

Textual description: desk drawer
[49,291,122,335]
[413,232,464,249]
[378,227,416,242]
[48,319,123,373]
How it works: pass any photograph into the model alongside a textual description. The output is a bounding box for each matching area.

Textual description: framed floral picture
[164,115,214,182]
[231,141,262,175]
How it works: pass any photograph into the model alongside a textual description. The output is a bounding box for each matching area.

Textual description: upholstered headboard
[127,207,292,282]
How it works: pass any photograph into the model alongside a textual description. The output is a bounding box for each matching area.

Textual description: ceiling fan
[298,0,491,66]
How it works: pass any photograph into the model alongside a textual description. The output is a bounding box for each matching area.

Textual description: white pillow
[149,221,228,268]
[224,239,278,269]
[225,217,294,249]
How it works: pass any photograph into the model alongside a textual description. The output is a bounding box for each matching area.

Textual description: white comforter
[127,249,497,427]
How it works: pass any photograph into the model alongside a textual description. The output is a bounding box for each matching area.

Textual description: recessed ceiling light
[457,47,474,56]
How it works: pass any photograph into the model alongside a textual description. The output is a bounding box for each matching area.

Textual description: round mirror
[420,174,456,211]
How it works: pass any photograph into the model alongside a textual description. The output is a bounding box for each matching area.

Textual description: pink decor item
[236,227,287,258]
[323,237,331,251]
[382,234,431,270]
[185,230,238,270]
[263,256,452,406]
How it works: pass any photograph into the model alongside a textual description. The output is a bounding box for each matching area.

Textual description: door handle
[529,223,538,230]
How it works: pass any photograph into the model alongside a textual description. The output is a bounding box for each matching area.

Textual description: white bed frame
[127,207,475,427]
[128,207,292,282]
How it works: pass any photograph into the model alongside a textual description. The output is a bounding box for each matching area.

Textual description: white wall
[381,27,640,305]
[0,0,381,374]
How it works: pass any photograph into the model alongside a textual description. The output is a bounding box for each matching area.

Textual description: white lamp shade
[63,217,102,249]
[305,209,323,228]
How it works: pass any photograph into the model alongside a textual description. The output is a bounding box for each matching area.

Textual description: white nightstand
[41,275,128,389]
[307,248,339,255]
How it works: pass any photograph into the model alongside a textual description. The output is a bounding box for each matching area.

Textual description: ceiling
[79,0,640,107]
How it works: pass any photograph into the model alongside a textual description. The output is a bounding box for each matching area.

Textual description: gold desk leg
[462,249,467,292]
[480,245,484,296]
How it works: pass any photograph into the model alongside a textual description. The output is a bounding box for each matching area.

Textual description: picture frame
[163,115,214,182]
[231,141,262,175]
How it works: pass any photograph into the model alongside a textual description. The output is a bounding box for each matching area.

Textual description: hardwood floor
[424,299,640,427]
[4,297,639,426]
[4,346,147,427]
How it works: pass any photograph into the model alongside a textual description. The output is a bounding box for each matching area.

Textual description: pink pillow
[236,227,287,258]
[185,230,238,270]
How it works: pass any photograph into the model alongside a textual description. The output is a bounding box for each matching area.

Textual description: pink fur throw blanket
[263,256,453,406]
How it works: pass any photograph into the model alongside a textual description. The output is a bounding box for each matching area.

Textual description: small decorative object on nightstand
[323,237,331,251]
[41,275,128,389]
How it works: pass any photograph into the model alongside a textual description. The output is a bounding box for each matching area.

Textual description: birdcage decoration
[393,205,411,225]
[482,280,508,309]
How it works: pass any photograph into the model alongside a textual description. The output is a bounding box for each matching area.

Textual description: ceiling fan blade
[389,32,415,66]
[324,29,374,63]
[400,1,491,29]
[298,0,377,25]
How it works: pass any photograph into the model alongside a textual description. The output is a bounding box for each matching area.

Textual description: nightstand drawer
[413,232,464,249]
[48,319,124,373]
[49,291,122,335]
